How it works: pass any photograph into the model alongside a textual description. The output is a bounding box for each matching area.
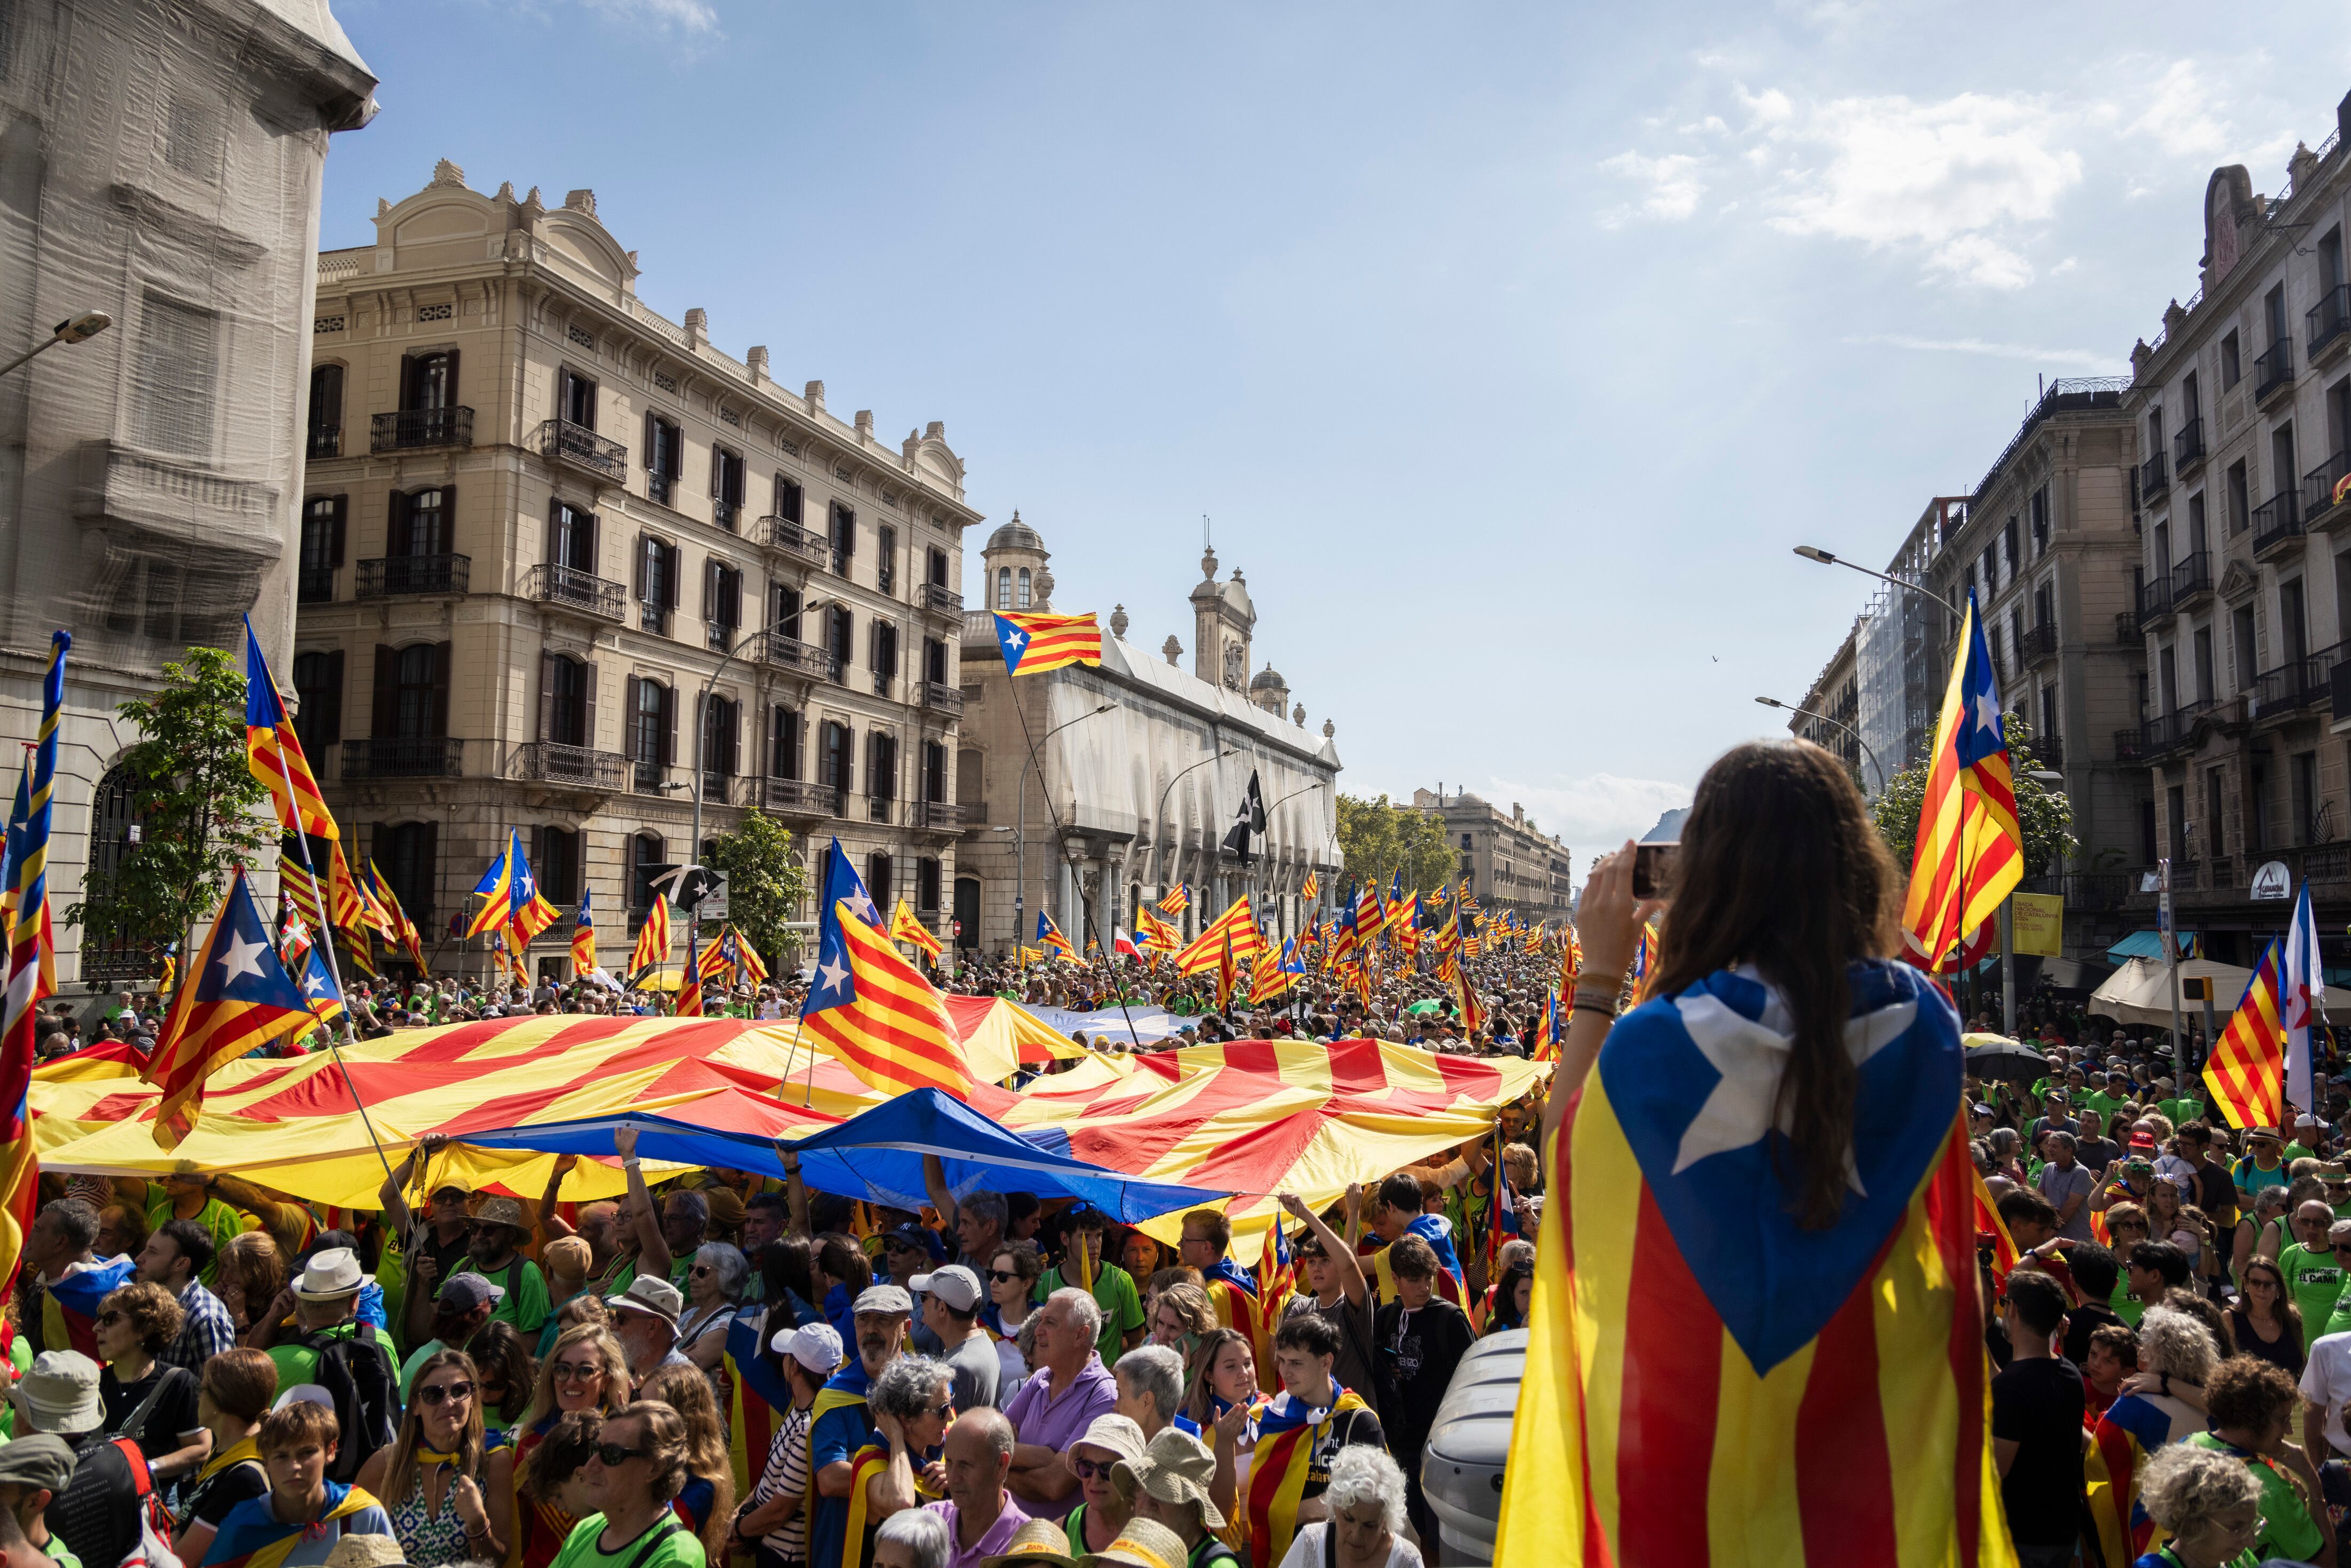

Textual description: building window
[632,832,665,915]
[1460,833,1473,851]
[2030,486,2049,555]
[705,560,743,650]
[997,568,1011,610]
[820,721,852,812]
[401,350,458,413]
[922,739,946,802]
[870,619,897,697]
[830,502,857,575]
[923,636,947,687]
[917,856,941,912]
[543,654,589,747]
[391,488,451,557]
[291,651,343,761]
[771,707,802,779]
[535,825,580,906]
[636,536,680,631]
[373,643,449,740]
[826,605,853,683]
[380,821,439,931]
[877,524,897,595]
[80,765,146,979]
[559,368,596,428]
[2222,330,2241,388]
[929,547,949,588]
[770,583,801,639]
[132,292,219,457]
[2227,461,2249,535]
[626,675,675,787]
[773,474,803,524]
[549,501,597,574]
[300,496,345,602]
[644,413,682,505]
[711,446,745,531]
[1016,568,1031,609]
[868,731,898,810]
[867,853,893,909]
[307,364,343,458]
[700,695,739,780]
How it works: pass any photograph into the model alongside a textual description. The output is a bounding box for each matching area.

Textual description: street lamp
[1013,701,1116,961]
[1756,696,1886,794]
[0,311,109,381]
[1792,544,1960,612]
[1152,747,1241,938]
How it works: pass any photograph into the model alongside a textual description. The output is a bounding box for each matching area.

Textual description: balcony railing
[356,554,469,597]
[510,742,625,790]
[2116,609,2142,644]
[873,670,893,698]
[760,516,830,567]
[2139,571,2175,623]
[2255,336,2295,401]
[2311,283,2351,359]
[921,582,963,615]
[307,426,340,460]
[2307,450,2351,522]
[342,737,466,779]
[713,500,741,533]
[762,777,831,816]
[2252,489,2305,555]
[2174,417,2206,474]
[633,760,667,794]
[537,418,628,481]
[2114,728,2144,763]
[2253,639,2351,717]
[912,800,965,830]
[709,620,741,654]
[371,406,474,452]
[2035,735,2064,769]
[298,566,335,604]
[2139,449,2168,502]
[641,602,670,636]
[919,681,964,716]
[750,631,840,682]
[2169,551,2213,605]
[2019,623,2058,664]
[522,563,627,619]
[869,796,895,823]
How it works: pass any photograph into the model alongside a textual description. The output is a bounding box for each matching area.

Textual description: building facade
[1405,790,1575,925]
[299,165,979,976]
[2119,92,2351,966]
[952,525,1341,957]
[1791,619,1866,787]
[0,0,375,985]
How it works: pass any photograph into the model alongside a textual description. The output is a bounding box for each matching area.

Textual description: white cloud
[1924,232,2037,289]
[1485,773,1694,849]
[2129,61,2231,158]
[1738,84,1794,125]
[1845,333,2122,371]
[1597,151,1705,224]
[578,0,719,33]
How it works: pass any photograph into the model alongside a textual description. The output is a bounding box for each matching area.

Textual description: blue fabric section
[2106,930,2196,961]
[1595,958,1961,1375]
[2102,1393,2177,1454]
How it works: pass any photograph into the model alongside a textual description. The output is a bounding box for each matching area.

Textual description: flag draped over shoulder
[993,611,1102,675]
[1494,958,2011,1566]
[142,868,317,1149]
[1902,592,2024,970]
[244,619,337,842]
[2206,938,2286,1130]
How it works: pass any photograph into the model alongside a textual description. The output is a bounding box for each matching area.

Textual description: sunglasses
[987,1269,1021,1284]
[1069,1456,1118,1481]
[418,1380,477,1406]
[96,1310,124,1326]
[593,1442,649,1466]
[551,1362,603,1383]
[690,1265,713,1276]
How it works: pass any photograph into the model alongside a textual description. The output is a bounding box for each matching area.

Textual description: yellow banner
[2012,892,2063,957]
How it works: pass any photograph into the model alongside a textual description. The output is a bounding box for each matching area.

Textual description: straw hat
[1112,1427,1225,1528]
[980,1518,1080,1568]
[1079,1519,1188,1568]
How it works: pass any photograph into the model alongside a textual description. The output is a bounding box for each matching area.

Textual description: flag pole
[264,742,397,1189]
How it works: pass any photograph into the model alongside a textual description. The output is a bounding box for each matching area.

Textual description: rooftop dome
[1250,663,1286,691]
[985,511,1045,554]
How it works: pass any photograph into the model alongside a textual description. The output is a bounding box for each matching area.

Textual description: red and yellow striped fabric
[632,896,672,976]
[993,611,1103,676]
[2206,938,2286,1130]
[802,903,973,1099]
[1902,597,2024,970]
[1174,894,1260,975]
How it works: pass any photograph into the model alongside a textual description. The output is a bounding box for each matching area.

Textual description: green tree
[700,810,811,975]
[66,646,272,970]
[1335,793,1455,895]
[1872,713,2077,878]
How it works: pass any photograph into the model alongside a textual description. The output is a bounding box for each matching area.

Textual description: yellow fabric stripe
[1571,1076,1638,1550]
[1705,1330,1812,1559]
[1878,1186,1963,1568]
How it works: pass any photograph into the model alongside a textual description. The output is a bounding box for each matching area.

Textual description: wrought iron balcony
[371,406,474,452]
[2139,449,2168,503]
[2307,450,2351,525]
[2255,639,2351,719]
[537,418,627,481]
[2254,336,2295,403]
[307,426,341,460]
[2312,284,2351,361]
[873,670,893,698]
[2035,735,2064,769]
[641,602,670,636]
[633,760,667,794]
[2139,571,2175,625]
[921,582,963,615]
[2252,489,2305,556]
[356,554,469,597]
[750,631,840,682]
[342,737,466,778]
[2019,623,2058,665]
[912,800,965,830]
[709,620,741,653]
[511,742,625,790]
[760,516,830,568]
[868,796,895,824]
[2168,551,2213,607]
[2113,728,2144,763]
[522,563,627,619]
[298,566,335,604]
[920,681,964,716]
[763,777,831,816]
[713,500,741,534]
[2116,609,2142,644]
[2174,417,2206,475]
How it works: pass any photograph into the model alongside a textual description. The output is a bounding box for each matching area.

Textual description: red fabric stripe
[1795,1235,1896,1562]
[1613,1184,1715,1563]
[1929,1118,1986,1566]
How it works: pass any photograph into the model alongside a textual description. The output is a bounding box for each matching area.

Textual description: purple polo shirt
[925,1495,1031,1568]
[1000,1352,1118,1518]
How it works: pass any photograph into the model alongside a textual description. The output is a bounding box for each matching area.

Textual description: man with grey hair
[922,1157,1006,1271]
[1112,1346,1185,1440]
[20,1200,101,1355]
[874,1508,951,1568]
[660,1188,711,1284]
[2034,1130,2095,1243]
[923,1406,1026,1568]
[1001,1289,1117,1518]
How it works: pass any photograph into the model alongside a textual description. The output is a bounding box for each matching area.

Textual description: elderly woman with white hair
[2129,1442,2264,1568]
[1112,1346,1188,1441]
[2112,1305,2221,1445]
[871,1505,951,1568]
[1275,1446,1422,1568]
[679,1241,750,1385]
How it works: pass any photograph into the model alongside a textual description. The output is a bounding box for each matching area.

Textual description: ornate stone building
[1404,790,1574,925]
[0,0,375,985]
[951,521,1341,957]
[298,165,978,974]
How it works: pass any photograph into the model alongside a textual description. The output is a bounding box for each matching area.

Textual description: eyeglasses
[987,1270,1021,1284]
[922,1400,954,1419]
[593,1442,650,1467]
[551,1362,603,1383]
[1069,1457,1118,1480]
[95,1310,123,1326]
[417,1381,477,1406]
[690,1265,713,1276]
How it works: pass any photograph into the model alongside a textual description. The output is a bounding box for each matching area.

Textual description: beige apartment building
[297,163,978,974]
[2120,90,2351,965]
[1405,790,1574,925]
[1791,621,1866,787]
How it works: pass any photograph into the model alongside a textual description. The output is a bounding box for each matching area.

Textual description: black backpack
[292,1325,401,1480]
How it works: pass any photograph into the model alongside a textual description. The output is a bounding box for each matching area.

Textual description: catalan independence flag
[1158,883,1190,915]
[803,840,971,1098]
[1137,906,1181,956]
[630,894,672,978]
[1902,590,2023,970]
[0,635,64,1301]
[1036,911,1077,962]
[2205,937,2286,1130]
[1301,870,1318,903]
[294,942,344,1034]
[993,611,1102,676]
[891,899,943,964]
[244,618,337,842]
[572,887,597,977]
[142,867,318,1149]
[1530,988,1561,1063]
[2086,1393,2175,1567]
[43,1254,135,1360]
[1494,958,2010,1566]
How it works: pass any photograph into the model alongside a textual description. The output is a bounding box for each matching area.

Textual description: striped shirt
[750,1401,813,1561]
[161,1281,237,1375]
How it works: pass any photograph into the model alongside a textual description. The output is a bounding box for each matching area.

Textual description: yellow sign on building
[2012,892,2064,957]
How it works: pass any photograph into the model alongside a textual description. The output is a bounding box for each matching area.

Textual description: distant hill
[1642,808,1686,843]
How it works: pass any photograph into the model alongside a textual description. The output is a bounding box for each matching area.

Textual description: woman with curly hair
[2130,1439,2264,1567]
[2182,1355,2327,1566]
[638,1359,738,1559]
[94,1279,204,1479]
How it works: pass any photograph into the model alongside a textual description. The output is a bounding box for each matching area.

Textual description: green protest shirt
[2160,1098,2200,1128]
[2281,1242,2346,1332]
[2112,1271,2146,1329]
[267,1318,400,1389]
[1036,1260,1145,1362]
[141,1190,244,1286]
[550,1515,705,1568]
[2185,1432,2327,1564]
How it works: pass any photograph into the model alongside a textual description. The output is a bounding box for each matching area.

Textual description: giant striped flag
[802,840,970,1098]
[244,619,337,841]
[993,611,1102,676]
[1174,894,1262,975]
[1901,592,2023,970]
[0,631,64,1301]
[1494,959,2007,1565]
[142,867,318,1148]
[2205,938,2286,1130]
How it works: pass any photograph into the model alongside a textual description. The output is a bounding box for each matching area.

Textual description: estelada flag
[1494,959,2010,1565]
[1902,590,2023,971]
[1301,870,1318,902]
[2206,937,2286,1130]
[805,910,970,1098]
[244,618,337,841]
[993,611,1102,676]
[571,887,597,977]
[1158,883,1189,915]
[631,895,672,976]
[142,867,317,1149]
[1036,911,1077,962]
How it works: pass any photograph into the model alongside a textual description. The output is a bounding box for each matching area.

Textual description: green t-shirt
[2281,1242,2347,1333]
[2185,1432,2327,1564]
[2112,1271,2146,1329]
[268,1319,401,1390]
[2079,1093,2125,1128]
[550,1514,706,1568]
[42,1535,80,1568]
[1036,1260,1146,1362]
[142,1192,244,1286]
[2160,1098,2200,1129]
[2286,1142,2318,1164]
[446,1254,552,1336]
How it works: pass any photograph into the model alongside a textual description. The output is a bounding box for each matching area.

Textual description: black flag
[1221,770,1268,866]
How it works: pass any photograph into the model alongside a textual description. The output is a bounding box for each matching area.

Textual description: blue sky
[323,1,2351,872]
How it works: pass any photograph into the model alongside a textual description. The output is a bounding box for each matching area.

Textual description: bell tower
[1188,547,1256,692]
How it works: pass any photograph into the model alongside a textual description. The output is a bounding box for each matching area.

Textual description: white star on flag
[1006,628,1026,650]
[302,970,327,996]
[1671,986,1918,1190]
[1972,691,2003,738]
[217,933,268,985]
[845,889,878,926]
[817,955,849,994]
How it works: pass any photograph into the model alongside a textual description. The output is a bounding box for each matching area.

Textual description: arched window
[996,567,1011,611]
[80,763,147,980]
[631,832,665,915]
[1016,567,1031,609]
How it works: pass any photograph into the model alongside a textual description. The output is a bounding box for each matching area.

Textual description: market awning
[2106,930,2196,962]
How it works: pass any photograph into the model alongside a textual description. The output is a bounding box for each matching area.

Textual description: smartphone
[1632,842,1679,900]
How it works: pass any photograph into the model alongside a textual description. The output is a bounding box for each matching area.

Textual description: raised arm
[616,1128,672,1280]
[1281,1192,1365,1308]
[923,1153,961,1234]
[538,1154,581,1242]
[1546,844,1658,1151]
